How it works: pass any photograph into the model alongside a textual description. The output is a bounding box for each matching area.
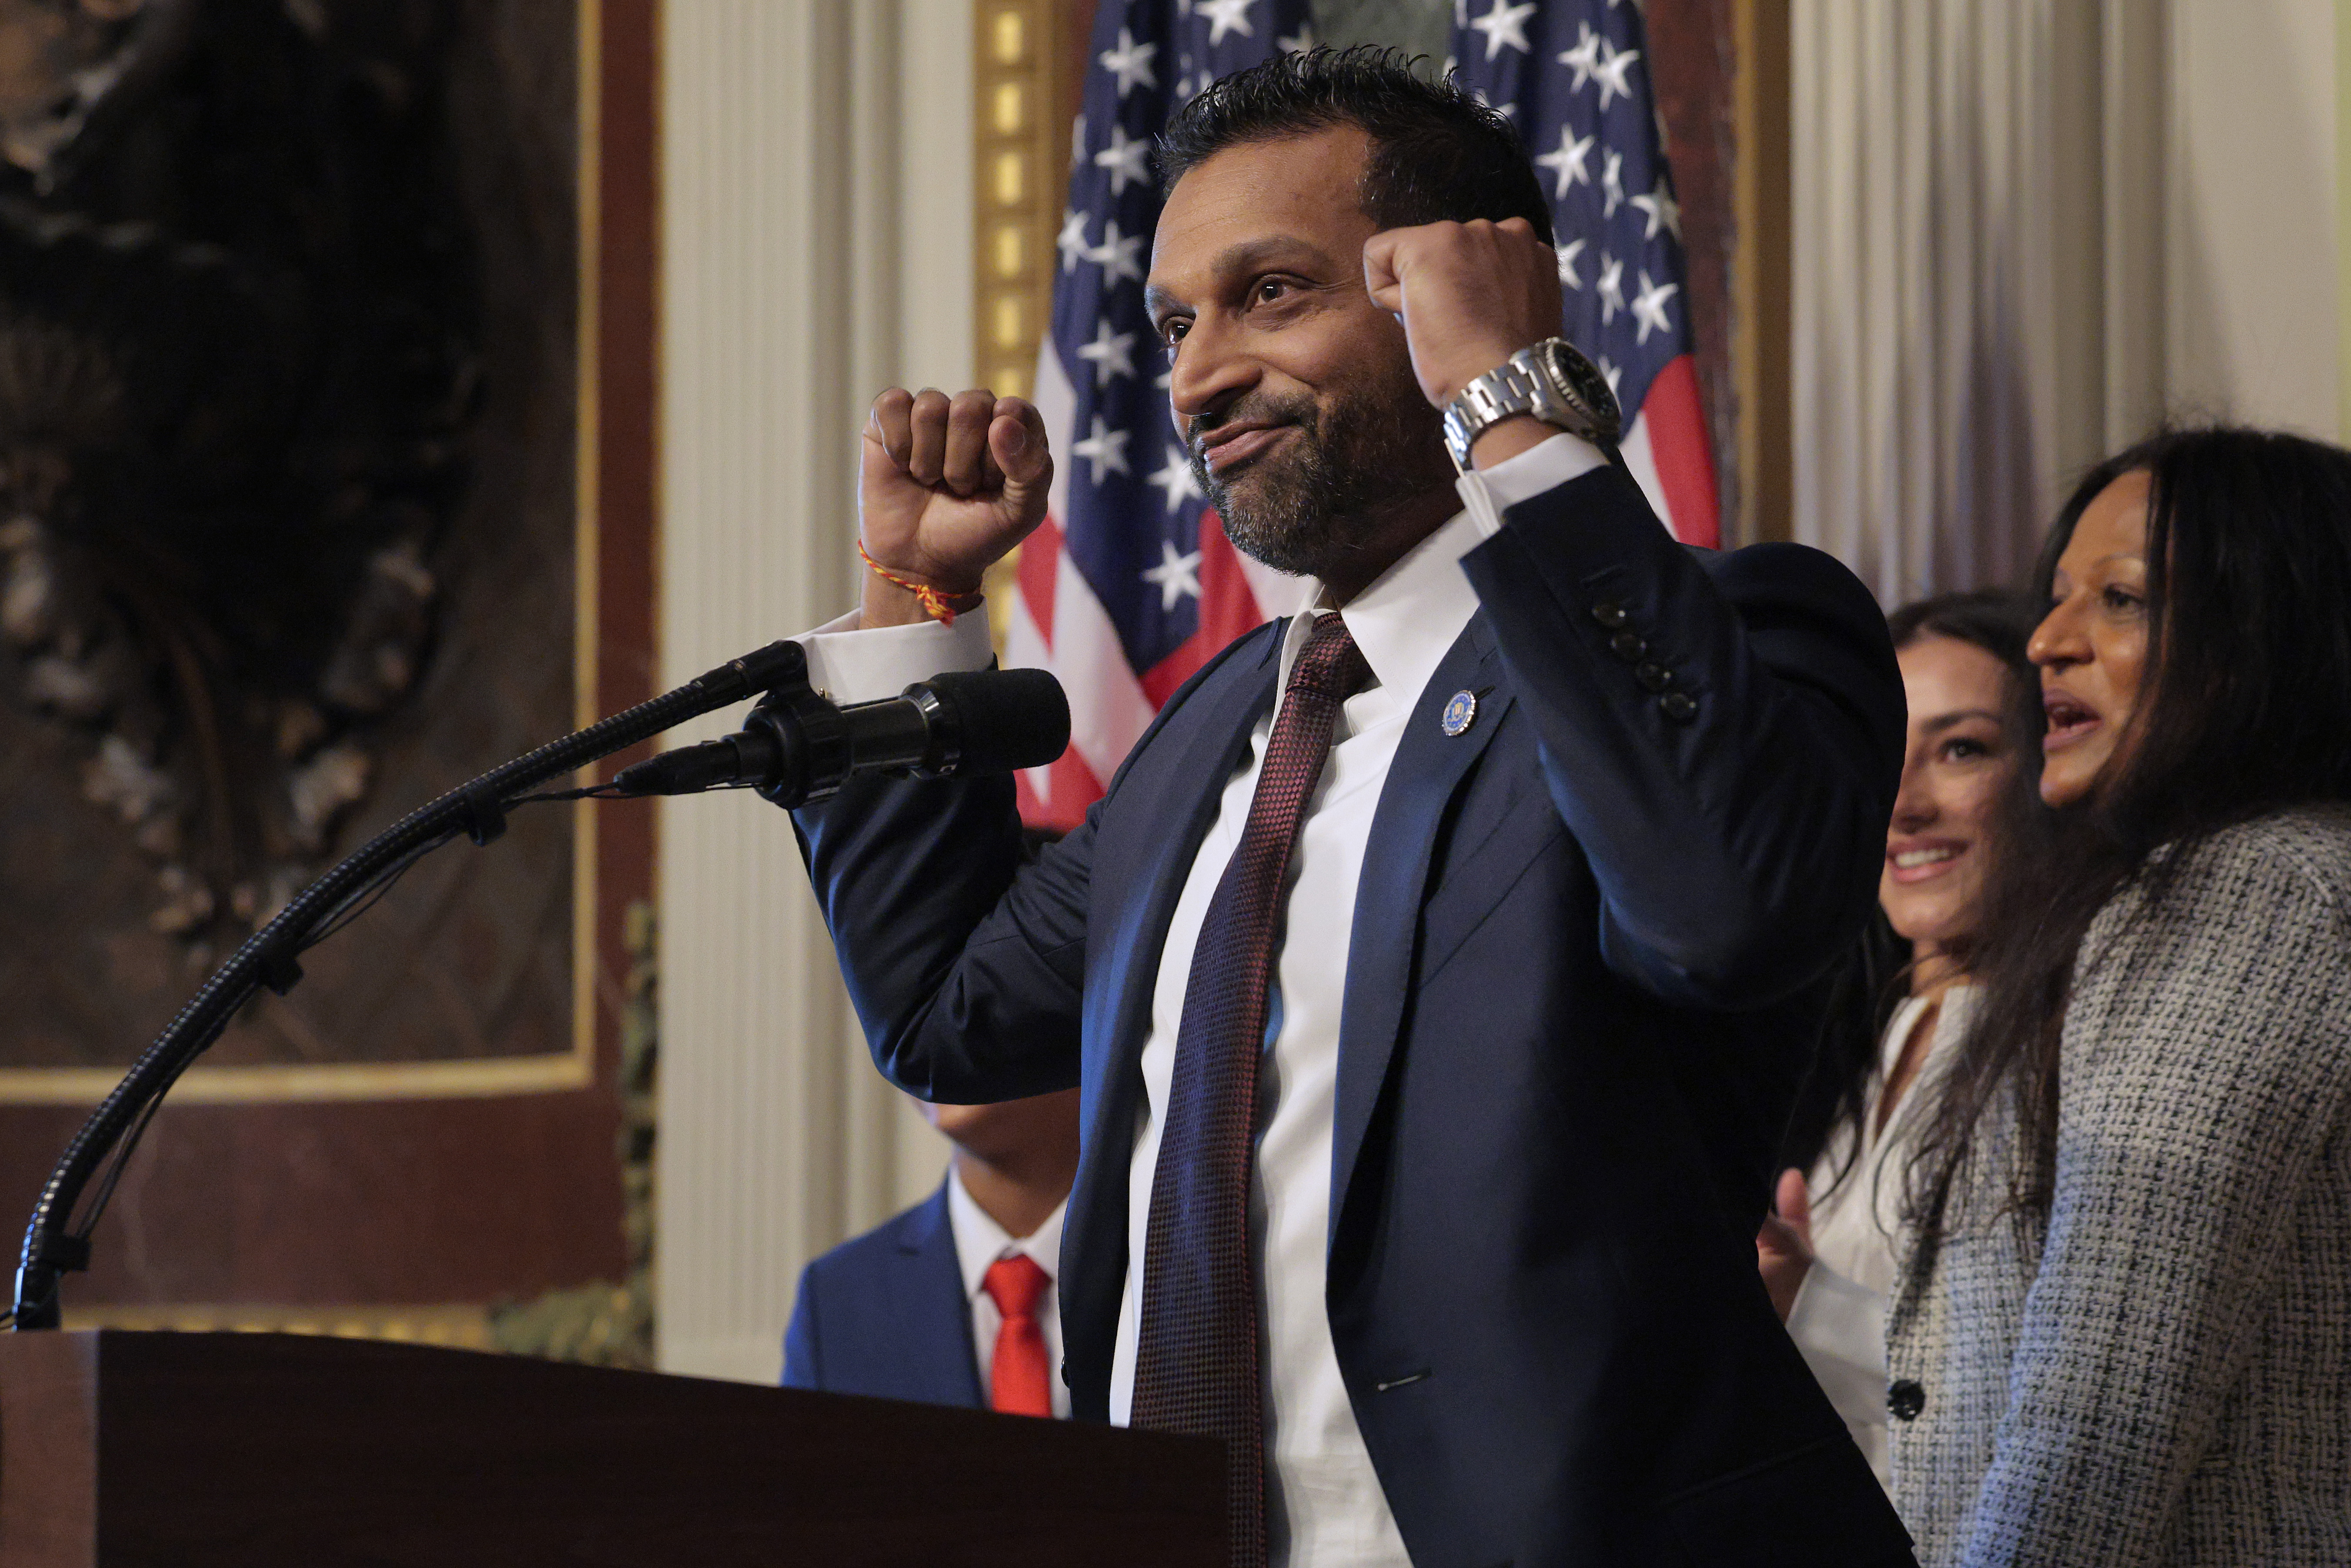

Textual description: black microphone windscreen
[918,668,1070,775]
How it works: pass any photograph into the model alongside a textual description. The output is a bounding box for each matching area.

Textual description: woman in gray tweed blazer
[1887,427,2351,1566]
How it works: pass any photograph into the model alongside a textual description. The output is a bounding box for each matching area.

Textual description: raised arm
[1460,468,1902,1008]
[1361,215,1902,1009]
[783,383,1087,1103]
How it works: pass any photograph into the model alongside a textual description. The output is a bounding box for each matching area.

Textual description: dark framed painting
[0,0,657,1331]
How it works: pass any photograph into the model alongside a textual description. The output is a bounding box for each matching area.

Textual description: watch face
[1541,340,1623,444]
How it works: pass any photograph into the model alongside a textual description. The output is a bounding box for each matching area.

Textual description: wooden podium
[0,1330,1221,1566]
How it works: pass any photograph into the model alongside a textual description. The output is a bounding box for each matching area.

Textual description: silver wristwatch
[1439,337,1622,470]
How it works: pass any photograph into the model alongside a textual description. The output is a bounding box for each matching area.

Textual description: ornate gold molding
[972,0,1082,400]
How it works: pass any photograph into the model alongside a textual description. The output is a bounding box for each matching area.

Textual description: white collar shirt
[1105,435,1606,1567]
[946,1166,1070,1419]
[793,432,1609,1561]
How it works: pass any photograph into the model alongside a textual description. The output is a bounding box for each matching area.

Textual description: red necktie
[982,1254,1054,1417]
[1131,614,1370,1568]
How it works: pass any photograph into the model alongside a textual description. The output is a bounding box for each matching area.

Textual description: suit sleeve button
[1590,600,1630,628]
[1888,1379,1926,1421]
[1659,691,1697,722]
[1609,629,1647,662]
[1634,661,1674,693]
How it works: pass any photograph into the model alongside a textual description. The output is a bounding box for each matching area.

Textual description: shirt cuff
[795,607,994,704]
[1453,430,1611,539]
[1784,1261,1892,1430]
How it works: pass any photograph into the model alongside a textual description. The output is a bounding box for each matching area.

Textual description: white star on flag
[1470,0,1536,59]
[1056,210,1091,273]
[1630,177,1680,242]
[1534,124,1594,198]
[1142,539,1205,609]
[1094,123,1154,197]
[1278,21,1315,53]
[1630,270,1678,344]
[1088,218,1145,285]
[1597,354,1622,397]
[1593,37,1642,112]
[1072,416,1132,482]
[1077,320,1137,387]
[1596,253,1625,323]
[1556,237,1586,289]
[1472,85,1516,120]
[1197,0,1256,47]
[1602,147,1625,218]
[1098,28,1159,97]
[1147,443,1206,513]
[1558,23,1602,89]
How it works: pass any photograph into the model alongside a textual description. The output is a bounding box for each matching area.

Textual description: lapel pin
[1440,689,1478,737]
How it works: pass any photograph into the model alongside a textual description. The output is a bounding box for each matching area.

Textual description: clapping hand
[1755,1167,1817,1323]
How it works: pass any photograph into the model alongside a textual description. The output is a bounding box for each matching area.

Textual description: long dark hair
[1907,426,2351,1235]
[1780,590,2046,1189]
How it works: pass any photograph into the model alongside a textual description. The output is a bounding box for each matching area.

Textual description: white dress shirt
[801,433,1606,1565]
[1785,984,1973,1487]
[945,1166,1069,1419]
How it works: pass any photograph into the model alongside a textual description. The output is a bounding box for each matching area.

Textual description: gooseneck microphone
[612,667,1070,807]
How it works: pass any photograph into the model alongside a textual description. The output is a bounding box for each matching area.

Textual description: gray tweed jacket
[1886,807,2351,1567]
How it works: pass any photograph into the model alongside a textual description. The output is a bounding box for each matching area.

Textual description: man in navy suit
[780,52,1914,1568]
[782,1088,1079,1415]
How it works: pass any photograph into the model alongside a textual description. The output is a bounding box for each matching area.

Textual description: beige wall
[657,0,974,1386]
[2165,0,2339,437]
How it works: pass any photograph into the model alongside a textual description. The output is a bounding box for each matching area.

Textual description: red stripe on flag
[1012,514,1083,830]
[1641,355,1720,549]
[1139,511,1266,707]
[1017,514,1062,635]
[1017,747,1102,834]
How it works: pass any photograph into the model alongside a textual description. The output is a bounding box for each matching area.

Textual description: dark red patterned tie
[1131,613,1370,1568]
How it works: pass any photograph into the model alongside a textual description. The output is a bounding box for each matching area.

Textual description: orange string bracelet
[857,541,984,626]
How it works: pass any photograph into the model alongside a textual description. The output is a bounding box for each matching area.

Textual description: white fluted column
[657,0,971,1384]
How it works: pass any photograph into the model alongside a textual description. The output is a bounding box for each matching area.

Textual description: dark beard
[1190,364,1453,581]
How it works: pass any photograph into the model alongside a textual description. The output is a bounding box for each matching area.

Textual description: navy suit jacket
[789,465,1917,1566]
[780,1182,985,1408]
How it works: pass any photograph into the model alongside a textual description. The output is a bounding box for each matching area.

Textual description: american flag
[1449,0,1719,549]
[1014,0,1716,829]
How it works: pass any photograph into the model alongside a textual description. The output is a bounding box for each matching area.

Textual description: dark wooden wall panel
[0,0,658,1318]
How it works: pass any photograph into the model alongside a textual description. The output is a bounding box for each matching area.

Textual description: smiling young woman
[1888,427,2351,1567]
[1757,589,2047,1490]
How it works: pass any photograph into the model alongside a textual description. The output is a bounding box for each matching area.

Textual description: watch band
[1439,337,1621,470]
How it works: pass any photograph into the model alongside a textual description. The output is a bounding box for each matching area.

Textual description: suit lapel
[1330,617,1513,1241]
[894,1184,985,1409]
[1081,629,1281,1095]
[1062,625,1282,1413]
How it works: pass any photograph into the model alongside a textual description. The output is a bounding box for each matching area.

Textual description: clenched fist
[859,387,1052,627]
[1361,217,1565,467]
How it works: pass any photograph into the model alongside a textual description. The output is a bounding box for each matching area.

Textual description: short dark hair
[1155,47,1555,244]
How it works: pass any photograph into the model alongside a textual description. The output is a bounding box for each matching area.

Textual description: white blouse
[1785,984,1972,1487]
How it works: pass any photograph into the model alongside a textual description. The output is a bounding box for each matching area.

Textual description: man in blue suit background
[782,1088,1079,1416]
[779,50,1915,1568]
